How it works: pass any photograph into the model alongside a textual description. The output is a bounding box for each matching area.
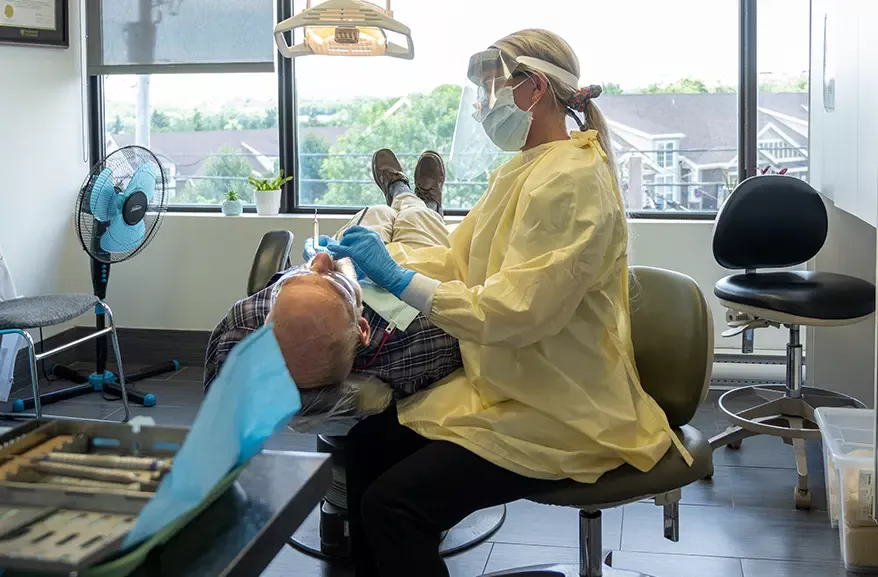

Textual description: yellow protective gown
[387,130,692,483]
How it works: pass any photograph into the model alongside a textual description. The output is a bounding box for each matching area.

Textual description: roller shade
[87,0,276,75]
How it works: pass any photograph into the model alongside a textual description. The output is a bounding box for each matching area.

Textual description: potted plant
[249,171,293,216]
[221,190,244,216]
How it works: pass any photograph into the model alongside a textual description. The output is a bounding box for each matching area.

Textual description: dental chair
[708,175,875,509]
[246,229,506,560]
[479,266,715,577]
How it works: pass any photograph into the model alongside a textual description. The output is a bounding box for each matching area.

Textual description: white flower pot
[221,198,243,216]
[255,189,282,216]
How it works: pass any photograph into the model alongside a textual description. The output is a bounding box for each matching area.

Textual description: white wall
[58,213,792,351]
[806,0,878,406]
[0,0,87,308]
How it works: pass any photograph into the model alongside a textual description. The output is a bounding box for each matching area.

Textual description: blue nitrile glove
[303,235,333,261]
[304,234,367,280]
[326,225,415,297]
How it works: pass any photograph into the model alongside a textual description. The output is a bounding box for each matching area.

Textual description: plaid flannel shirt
[203,271,462,396]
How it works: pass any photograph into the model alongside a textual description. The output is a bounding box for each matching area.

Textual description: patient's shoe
[372,149,410,206]
[414,151,445,214]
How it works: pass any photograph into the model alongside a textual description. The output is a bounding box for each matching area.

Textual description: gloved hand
[326,225,415,297]
[304,234,368,280]
[302,235,333,262]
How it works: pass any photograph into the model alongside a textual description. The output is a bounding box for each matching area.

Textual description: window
[88,0,810,217]
[758,0,810,181]
[294,0,740,214]
[656,142,677,168]
[103,73,279,207]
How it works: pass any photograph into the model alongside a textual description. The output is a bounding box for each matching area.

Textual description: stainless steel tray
[0,419,193,574]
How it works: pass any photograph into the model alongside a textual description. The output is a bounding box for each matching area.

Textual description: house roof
[596,92,808,167]
[112,126,347,178]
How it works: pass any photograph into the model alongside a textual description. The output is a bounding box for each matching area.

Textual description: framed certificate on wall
[0,0,68,48]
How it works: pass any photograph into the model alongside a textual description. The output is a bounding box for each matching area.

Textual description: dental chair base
[289,434,506,560]
[481,500,681,577]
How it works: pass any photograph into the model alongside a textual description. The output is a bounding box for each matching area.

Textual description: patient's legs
[333,183,449,251]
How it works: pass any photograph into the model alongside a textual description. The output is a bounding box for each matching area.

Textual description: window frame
[87,0,770,221]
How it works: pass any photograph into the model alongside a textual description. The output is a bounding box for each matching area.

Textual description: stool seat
[529,426,712,508]
[0,294,99,330]
[715,271,875,322]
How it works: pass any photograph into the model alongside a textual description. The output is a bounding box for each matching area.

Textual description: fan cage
[75,146,169,264]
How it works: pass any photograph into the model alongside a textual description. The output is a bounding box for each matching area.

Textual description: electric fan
[12,146,173,413]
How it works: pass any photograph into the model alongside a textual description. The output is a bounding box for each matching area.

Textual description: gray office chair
[244,230,506,559]
[0,295,130,421]
[708,175,875,509]
[481,266,715,577]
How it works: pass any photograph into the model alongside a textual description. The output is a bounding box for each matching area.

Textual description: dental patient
[203,150,462,420]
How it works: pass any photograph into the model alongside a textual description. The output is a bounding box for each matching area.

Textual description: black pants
[345,405,564,577]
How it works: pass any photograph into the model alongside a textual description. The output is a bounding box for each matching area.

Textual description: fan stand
[10,260,172,414]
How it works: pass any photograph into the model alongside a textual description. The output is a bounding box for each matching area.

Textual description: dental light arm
[274,0,414,60]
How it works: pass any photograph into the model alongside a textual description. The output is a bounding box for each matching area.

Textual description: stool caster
[726,440,742,450]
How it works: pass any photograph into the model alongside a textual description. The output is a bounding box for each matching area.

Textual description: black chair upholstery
[716,271,875,321]
[713,175,875,320]
[247,230,294,296]
[713,174,828,270]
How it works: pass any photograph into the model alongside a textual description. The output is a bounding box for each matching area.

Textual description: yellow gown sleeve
[429,167,622,349]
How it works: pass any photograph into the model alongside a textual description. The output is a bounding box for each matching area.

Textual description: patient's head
[268,253,370,389]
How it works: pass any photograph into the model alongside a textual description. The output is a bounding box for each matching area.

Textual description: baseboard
[12,327,210,389]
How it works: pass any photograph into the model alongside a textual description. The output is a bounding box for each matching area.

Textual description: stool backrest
[629,266,713,426]
[248,230,294,297]
[712,174,827,270]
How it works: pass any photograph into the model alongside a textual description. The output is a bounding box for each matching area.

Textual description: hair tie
[566,85,603,113]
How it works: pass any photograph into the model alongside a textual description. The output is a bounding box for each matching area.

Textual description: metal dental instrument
[313,209,320,248]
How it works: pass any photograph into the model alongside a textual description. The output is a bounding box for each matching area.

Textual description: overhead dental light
[274,0,414,60]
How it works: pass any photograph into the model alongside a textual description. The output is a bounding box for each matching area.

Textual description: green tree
[109,115,125,135]
[760,73,809,92]
[299,133,330,204]
[713,83,736,93]
[603,82,623,95]
[319,84,486,208]
[175,146,254,204]
[641,77,709,94]
[150,109,171,132]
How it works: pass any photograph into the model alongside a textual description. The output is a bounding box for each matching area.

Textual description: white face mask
[478,80,539,152]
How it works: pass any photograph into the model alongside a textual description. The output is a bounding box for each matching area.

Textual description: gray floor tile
[261,541,492,577]
[36,398,128,420]
[690,404,720,434]
[164,366,204,382]
[483,543,577,573]
[683,466,734,507]
[264,431,318,453]
[489,500,622,550]
[611,550,744,577]
[730,465,827,511]
[128,379,204,407]
[711,435,797,469]
[106,405,198,427]
[621,502,839,562]
[741,558,850,577]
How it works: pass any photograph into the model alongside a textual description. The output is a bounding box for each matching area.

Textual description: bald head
[270,270,366,389]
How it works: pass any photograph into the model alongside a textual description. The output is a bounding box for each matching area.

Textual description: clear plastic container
[815,407,878,573]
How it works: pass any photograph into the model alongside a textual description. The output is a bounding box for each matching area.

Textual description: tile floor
[0,364,856,576]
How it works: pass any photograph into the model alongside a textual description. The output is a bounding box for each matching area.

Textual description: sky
[104,0,811,110]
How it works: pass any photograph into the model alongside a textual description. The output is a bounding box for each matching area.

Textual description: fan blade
[89,168,118,222]
[100,217,145,254]
[124,163,157,203]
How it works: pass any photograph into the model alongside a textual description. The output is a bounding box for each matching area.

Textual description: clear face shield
[448,49,522,180]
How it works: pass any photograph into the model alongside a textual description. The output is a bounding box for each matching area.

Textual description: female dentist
[326,28,692,577]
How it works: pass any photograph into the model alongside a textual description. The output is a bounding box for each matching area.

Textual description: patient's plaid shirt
[203,271,462,396]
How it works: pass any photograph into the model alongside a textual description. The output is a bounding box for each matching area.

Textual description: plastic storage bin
[815,407,878,573]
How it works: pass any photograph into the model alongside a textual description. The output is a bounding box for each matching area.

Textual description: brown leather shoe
[371,149,410,206]
[414,151,445,214]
